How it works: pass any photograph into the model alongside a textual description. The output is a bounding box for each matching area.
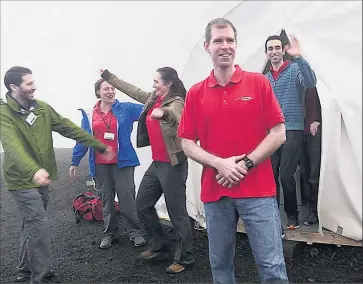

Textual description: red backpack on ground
[72,191,120,223]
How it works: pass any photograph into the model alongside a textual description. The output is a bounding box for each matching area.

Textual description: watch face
[245,159,253,168]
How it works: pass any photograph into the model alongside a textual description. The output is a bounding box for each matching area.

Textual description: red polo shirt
[92,101,118,164]
[270,60,290,80]
[178,65,285,203]
[146,96,170,162]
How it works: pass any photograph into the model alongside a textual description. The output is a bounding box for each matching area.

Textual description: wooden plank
[285,229,362,247]
[237,219,362,247]
[161,217,361,247]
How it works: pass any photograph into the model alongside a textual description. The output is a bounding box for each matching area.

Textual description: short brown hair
[4,66,32,91]
[205,18,237,44]
[94,78,105,98]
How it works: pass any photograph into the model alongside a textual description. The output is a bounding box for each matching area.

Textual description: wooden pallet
[159,205,362,247]
[237,214,362,247]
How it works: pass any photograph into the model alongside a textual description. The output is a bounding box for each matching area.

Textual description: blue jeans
[204,197,288,284]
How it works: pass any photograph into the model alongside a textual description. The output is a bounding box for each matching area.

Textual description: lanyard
[100,112,112,132]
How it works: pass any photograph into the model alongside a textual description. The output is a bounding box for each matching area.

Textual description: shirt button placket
[222,90,228,108]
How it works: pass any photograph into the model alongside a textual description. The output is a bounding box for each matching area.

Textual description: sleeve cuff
[29,167,41,180]
[268,119,285,130]
[177,131,198,141]
[101,69,112,81]
[162,108,171,121]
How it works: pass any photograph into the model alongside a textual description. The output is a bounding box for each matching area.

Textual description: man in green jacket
[0,66,114,283]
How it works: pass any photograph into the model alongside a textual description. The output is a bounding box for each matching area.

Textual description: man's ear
[9,84,18,92]
[204,41,211,55]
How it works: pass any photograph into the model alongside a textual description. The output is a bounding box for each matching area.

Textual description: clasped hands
[214,154,248,188]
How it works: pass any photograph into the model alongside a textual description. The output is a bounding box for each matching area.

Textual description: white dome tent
[178,1,362,244]
[1,1,361,245]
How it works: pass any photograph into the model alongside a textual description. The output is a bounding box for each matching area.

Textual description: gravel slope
[1,149,362,283]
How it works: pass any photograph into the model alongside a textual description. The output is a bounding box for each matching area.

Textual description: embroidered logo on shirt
[235,96,252,101]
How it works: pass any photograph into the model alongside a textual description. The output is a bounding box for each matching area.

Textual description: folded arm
[181,138,247,186]
[162,99,184,125]
[245,122,286,166]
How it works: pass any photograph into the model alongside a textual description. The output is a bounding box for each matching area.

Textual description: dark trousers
[136,160,194,264]
[9,187,52,284]
[271,130,303,217]
[299,132,322,213]
[94,164,143,240]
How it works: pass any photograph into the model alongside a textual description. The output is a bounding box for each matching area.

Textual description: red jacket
[304,87,322,135]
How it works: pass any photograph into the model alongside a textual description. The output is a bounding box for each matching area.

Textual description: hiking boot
[166,259,195,274]
[15,270,55,282]
[137,246,168,260]
[99,234,117,249]
[132,236,147,247]
[304,210,318,226]
[287,215,300,229]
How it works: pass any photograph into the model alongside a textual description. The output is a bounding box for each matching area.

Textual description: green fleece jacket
[0,94,107,190]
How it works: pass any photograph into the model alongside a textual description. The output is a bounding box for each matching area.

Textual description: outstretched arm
[48,104,108,152]
[101,69,152,104]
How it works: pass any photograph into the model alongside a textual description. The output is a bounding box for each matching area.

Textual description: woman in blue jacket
[69,78,146,249]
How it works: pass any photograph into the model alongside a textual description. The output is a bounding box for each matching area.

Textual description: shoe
[43,270,55,280]
[132,236,147,247]
[15,272,30,283]
[287,215,300,229]
[15,270,55,282]
[99,235,117,249]
[166,258,195,274]
[137,246,168,260]
[193,221,206,231]
[166,262,186,274]
[304,210,318,226]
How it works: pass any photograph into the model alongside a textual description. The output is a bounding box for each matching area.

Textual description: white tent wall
[1,1,361,241]
[181,1,362,241]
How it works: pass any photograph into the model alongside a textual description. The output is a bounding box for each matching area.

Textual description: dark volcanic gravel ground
[1,149,362,283]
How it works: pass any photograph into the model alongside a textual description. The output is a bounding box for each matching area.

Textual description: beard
[20,89,35,100]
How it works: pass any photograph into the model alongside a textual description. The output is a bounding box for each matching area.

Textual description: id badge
[104,132,115,140]
[25,112,37,125]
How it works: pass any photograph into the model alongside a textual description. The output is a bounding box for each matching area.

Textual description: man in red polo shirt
[178,18,288,284]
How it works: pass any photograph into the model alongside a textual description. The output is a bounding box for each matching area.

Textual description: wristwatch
[242,156,254,170]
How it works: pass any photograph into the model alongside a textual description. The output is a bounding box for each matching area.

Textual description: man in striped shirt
[264,35,317,229]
